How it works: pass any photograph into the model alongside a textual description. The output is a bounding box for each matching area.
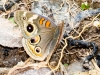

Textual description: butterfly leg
[66,38,99,69]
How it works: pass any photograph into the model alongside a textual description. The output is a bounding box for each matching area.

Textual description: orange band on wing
[45,21,51,28]
[39,18,45,25]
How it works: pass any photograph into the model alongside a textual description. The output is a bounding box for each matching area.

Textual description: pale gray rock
[0,17,22,47]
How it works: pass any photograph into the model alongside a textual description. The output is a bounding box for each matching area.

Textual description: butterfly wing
[22,22,63,61]
[14,10,57,38]
[14,10,64,61]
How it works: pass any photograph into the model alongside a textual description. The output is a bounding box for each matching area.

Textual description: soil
[0,46,29,67]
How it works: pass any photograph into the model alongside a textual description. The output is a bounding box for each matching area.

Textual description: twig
[92,59,100,72]
[47,38,68,74]
[68,13,100,39]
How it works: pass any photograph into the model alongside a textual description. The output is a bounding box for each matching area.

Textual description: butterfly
[14,10,64,61]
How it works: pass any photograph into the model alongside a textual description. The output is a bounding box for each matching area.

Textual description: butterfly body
[14,10,63,61]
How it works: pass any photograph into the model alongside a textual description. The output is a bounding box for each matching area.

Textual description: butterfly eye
[30,36,40,44]
[27,24,34,32]
[35,47,41,54]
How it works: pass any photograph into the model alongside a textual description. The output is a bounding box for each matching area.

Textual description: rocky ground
[0,0,100,75]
